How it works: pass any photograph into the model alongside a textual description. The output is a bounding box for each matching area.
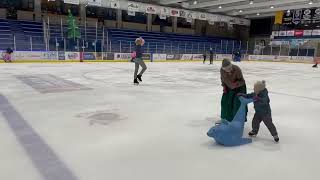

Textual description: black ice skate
[137,75,142,82]
[312,64,318,68]
[134,79,139,85]
[274,135,280,143]
[248,131,257,137]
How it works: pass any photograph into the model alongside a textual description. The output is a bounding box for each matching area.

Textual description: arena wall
[0,8,6,19]
[1,51,315,64]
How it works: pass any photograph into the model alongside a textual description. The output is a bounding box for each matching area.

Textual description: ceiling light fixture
[257,13,260,16]
[219,5,222,9]
[270,6,274,9]
[249,1,254,5]
[308,0,313,5]
[193,0,198,5]
[239,10,243,13]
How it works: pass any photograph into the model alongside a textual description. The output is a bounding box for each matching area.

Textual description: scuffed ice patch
[76,110,126,126]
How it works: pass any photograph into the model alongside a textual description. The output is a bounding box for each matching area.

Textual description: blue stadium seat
[0,18,241,53]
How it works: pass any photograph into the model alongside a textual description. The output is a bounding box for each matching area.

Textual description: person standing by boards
[132,37,147,85]
[203,52,207,64]
[2,47,13,63]
[209,48,214,65]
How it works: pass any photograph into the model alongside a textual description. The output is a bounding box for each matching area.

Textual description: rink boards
[0,51,316,63]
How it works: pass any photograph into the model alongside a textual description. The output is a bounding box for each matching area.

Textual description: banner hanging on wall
[208,14,218,22]
[170,9,180,17]
[160,7,171,16]
[312,8,320,24]
[187,18,193,23]
[186,11,193,19]
[110,0,120,9]
[128,11,136,16]
[191,12,198,19]
[199,13,207,20]
[64,0,79,5]
[282,10,293,25]
[301,9,312,25]
[179,10,187,18]
[237,18,250,26]
[128,2,139,11]
[88,0,101,6]
[282,8,320,26]
[292,9,303,25]
[274,11,284,24]
[146,5,157,14]
[73,0,250,26]
[159,14,167,20]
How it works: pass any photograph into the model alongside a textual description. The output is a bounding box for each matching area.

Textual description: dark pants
[252,114,278,136]
[221,84,247,122]
[134,58,147,79]
[203,57,206,63]
[210,55,213,64]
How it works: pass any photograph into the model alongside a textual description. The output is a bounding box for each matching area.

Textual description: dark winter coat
[135,45,143,58]
[244,89,272,116]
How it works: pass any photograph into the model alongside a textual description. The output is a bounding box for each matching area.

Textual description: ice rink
[0,61,319,180]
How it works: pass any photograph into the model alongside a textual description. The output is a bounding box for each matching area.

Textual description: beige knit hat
[222,59,231,68]
[254,80,266,94]
[135,37,145,45]
[135,38,142,45]
[222,59,233,72]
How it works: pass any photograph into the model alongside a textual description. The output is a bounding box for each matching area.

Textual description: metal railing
[0,35,316,57]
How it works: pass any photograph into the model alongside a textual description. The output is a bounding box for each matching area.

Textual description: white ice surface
[0,62,319,180]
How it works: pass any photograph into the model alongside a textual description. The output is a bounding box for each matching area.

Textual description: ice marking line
[269,91,320,102]
[16,74,91,94]
[0,94,78,180]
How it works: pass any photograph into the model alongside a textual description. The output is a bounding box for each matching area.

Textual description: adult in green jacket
[220,59,247,122]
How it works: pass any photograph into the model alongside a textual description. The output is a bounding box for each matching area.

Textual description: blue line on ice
[0,94,78,180]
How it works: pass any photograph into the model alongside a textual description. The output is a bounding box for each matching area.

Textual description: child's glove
[253,96,261,102]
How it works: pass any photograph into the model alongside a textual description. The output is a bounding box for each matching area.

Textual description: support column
[172,16,177,33]
[191,19,195,29]
[34,0,42,21]
[117,9,122,28]
[80,4,86,25]
[147,14,152,32]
